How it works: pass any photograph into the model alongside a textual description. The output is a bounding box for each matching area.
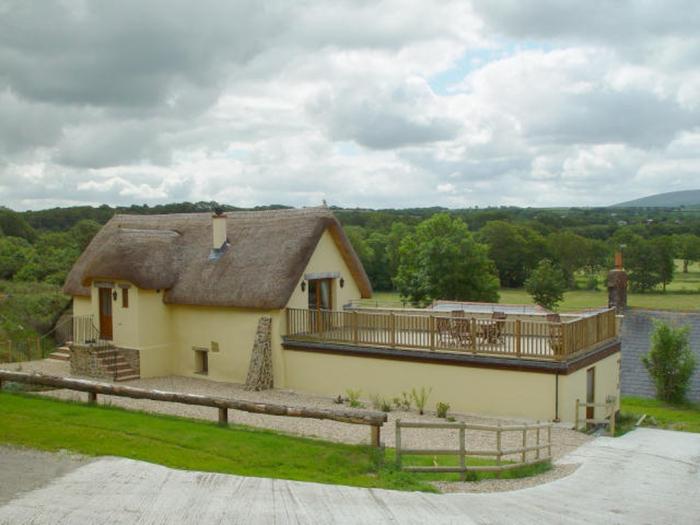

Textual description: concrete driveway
[1,428,699,524]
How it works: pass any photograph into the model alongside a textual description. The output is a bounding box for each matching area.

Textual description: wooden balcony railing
[285,307,618,361]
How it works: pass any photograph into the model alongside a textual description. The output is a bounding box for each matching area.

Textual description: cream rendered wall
[283,350,558,421]
[72,296,93,317]
[279,228,365,388]
[135,289,174,377]
[285,229,362,311]
[75,282,174,378]
[559,351,621,424]
[168,305,281,384]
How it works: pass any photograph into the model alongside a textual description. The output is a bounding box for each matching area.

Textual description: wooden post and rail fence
[574,397,617,436]
[394,419,552,481]
[0,371,388,447]
[0,337,56,364]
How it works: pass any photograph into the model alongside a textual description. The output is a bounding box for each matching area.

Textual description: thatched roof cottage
[64,207,372,383]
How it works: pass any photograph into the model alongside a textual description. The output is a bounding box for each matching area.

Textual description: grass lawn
[367,261,700,312]
[368,289,699,312]
[619,397,700,434]
[0,392,548,491]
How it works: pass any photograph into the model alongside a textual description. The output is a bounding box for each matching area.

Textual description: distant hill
[613,189,700,208]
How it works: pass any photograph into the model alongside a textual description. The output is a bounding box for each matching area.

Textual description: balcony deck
[285,307,619,363]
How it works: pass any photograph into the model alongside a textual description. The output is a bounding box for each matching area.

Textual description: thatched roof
[64,208,372,309]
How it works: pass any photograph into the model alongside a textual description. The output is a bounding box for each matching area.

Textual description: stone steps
[47,347,71,362]
[95,351,140,382]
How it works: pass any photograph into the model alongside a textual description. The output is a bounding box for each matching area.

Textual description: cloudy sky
[1,1,699,210]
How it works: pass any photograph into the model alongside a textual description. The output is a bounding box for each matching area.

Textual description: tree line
[1,203,700,304]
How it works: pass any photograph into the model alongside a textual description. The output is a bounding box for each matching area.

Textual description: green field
[367,261,700,312]
[0,393,548,491]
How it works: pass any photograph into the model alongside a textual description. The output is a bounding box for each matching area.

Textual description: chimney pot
[212,213,227,249]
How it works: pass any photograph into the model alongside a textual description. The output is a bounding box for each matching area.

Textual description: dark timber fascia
[282,338,621,375]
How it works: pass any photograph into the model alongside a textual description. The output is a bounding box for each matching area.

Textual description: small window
[122,288,129,308]
[195,349,208,375]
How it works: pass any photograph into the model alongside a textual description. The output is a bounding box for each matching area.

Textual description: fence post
[470,318,477,353]
[429,316,435,351]
[608,399,616,437]
[88,391,97,404]
[575,399,580,431]
[515,320,522,356]
[560,324,568,360]
[496,423,502,478]
[521,424,527,463]
[352,311,358,344]
[395,419,402,468]
[218,407,228,426]
[371,425,381,448]
[459,422,466,482]
[389,312,396,348]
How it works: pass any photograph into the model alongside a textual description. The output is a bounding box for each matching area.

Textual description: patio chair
[435,316,452,345]
[480,311,506,344]
[450,317,473,349]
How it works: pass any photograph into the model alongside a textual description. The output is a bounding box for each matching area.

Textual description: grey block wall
[620,309,700,401]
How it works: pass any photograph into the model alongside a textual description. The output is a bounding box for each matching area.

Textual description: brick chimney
[212,208,227,250]
[607,249,628,313]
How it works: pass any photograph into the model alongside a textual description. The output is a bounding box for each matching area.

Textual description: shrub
[411,386,432,415]
[370,394,392,413]
[642,321,696,404]
[436,401,450,418]
[392,392,412,411]
[345,389,364,408]
[584,274,599,291]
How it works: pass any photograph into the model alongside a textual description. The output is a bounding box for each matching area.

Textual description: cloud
[0,0,699,210]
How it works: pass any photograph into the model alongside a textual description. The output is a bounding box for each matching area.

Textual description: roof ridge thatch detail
[64,207,372,309]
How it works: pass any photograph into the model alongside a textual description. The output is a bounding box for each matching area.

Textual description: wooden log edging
[0,371,387,445]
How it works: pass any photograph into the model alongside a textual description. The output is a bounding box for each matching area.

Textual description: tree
[71,219,102,251]
[642,321,696,404]
[478,221,547,287]
[0,208,36,241]
[652,236,675,292]
[394,214,499,305]
[674,234,700,273]
[365,231,392,291]
[344,226,375,281]
[0,237,34,279]
[524,259,566,310]
[386,222,411,287]
[546,231,590,287]
[626,237,675,292]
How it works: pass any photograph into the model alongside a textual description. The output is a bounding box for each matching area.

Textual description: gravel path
[2,359,592,492]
